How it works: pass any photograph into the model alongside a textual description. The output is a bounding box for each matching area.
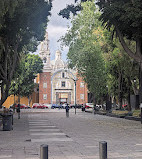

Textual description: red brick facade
[39,72,51,104]
[39,71,88,105]
[76,76,88,105]
[38,33,88,105]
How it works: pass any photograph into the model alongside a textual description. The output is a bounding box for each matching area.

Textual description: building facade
[3,32,88,108]
[38,32,88,105]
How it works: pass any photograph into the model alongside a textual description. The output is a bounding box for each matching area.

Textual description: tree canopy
[96,0,142,102]
[0,0,52,105]
[60,0,141,108]
[10,54,43,105]
[97,0,142,62]
[60,1,106,101]
[59,0,89,19]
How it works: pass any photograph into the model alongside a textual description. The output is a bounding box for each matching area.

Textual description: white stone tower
[39,32,51,72]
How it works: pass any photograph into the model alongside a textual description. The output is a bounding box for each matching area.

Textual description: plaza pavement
[0,109,142,159]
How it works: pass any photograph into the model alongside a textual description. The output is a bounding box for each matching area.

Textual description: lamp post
[13,81,16,104]
[17,77,20,105]
[70,77,78,114]
[65,75,77,114]
[74,79,77,114]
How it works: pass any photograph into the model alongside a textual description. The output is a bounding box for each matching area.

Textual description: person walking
[65,103,69,117]
[16,103,20,119]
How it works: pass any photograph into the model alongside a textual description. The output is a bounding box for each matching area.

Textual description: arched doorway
[51,69,76,105]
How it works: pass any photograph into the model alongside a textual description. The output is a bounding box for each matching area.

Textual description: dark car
[76,104,83,109]
[69,104,75,108]
[51,104,59,109]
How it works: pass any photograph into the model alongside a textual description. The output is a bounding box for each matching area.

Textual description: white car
[43,103,52,109]
[62,103,67,109]
[85,103,94,109]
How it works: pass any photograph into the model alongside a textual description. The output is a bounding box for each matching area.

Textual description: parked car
[32,103,44,109]
[42,104,49,109]
[62,103,67,109]
[96,105,102,109]
[85,103,94,109]
[15,104,29,109]
[51,104,59,109]
[122,104,128,110]
[76,104,83,109]
[112,103,119,108]
[69,104,75,108]
[43,103,52,109]
[26,105,31,109]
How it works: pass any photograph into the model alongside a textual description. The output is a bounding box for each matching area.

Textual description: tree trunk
[0,38,19,106]
[28,96,32,106]
[138,39,142,104]
[139,66,142,104]
[127,90,131,111]
[118,71,123,109]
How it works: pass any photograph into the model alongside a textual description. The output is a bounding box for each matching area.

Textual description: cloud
[47,24,69,61]
[47,25,68,39]
[34,0,75,61]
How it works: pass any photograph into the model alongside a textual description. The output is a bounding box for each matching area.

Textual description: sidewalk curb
[85,110,141,122]
[106,113,125,118]
[124,116,141,121]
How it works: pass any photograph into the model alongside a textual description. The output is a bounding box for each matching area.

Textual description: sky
[39,0,74,61]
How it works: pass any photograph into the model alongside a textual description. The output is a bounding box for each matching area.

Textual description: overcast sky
[45,0,74,61]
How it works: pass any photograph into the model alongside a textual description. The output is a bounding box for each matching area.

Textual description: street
[0,109,142,159]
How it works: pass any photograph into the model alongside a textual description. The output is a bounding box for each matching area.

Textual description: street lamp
[74,78,77,114]
[65,74,78,114]
[17,77,20,104]
[13,81,16,104]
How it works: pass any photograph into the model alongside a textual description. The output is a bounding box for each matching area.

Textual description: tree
[105,45,139,110]
[10,54,43,106]
[59,0,89,19]
[60,1,107,103]
[0,0,52,105]
[96,0,142,102]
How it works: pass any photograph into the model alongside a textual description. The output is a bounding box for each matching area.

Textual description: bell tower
[39,32,51,104]
[39,32,51,71]
[55,50,61,60]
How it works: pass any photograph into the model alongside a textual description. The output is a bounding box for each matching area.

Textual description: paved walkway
[0,109,142,159]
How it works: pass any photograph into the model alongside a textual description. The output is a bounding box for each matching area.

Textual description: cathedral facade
[38,33,88,105]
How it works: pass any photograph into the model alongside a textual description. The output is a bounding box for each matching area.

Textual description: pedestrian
[16,103,20,119]
[13,103,16,113]
[59,103,62,109]
[65,103,69,117]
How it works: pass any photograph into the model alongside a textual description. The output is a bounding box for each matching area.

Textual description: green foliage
[61,1,107,99]
[0,0,52,105]
[10,54,43,98]
[59,0,89,19]
[104,37,139,107]
[97,0,142,40]
[59,0,141,105]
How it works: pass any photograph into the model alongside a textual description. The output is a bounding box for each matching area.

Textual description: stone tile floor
[0,109,142,159]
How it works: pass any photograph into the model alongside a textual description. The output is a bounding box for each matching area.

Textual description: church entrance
[56,92,71,104]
